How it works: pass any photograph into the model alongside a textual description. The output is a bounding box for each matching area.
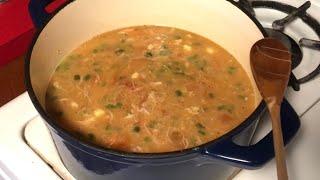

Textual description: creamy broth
[46,26,255,153]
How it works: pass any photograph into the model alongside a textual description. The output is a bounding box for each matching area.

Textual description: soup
[46,26,255,153]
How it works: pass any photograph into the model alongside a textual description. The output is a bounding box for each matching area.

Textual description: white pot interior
[29,0,264,109]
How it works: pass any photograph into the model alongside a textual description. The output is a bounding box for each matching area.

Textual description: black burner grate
[237,0,320,90]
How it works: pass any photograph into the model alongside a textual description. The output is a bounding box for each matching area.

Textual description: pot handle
[29,0,70,28]
[203,99,300,169]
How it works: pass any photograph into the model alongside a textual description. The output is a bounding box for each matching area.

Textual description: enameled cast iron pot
[25,0,301,179]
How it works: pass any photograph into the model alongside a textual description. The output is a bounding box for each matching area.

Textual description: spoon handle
[268,104,288,180]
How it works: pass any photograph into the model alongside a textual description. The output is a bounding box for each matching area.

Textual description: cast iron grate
[237,0,320,90]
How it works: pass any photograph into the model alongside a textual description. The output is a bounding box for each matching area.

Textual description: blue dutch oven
[25,0,300,179]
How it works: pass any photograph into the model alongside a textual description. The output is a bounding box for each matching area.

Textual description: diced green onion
[105,102,123,109]
[84,74,91,81]
[133,125,140,133]
[175,90,183,97]
[73,74,80,81]
[144,51,153,58]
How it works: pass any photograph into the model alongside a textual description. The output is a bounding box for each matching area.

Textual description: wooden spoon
[250,38,292,180]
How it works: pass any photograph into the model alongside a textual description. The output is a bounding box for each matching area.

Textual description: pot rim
[25,0,268,160]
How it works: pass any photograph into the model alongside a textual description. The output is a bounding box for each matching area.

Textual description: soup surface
[46,26,255,153]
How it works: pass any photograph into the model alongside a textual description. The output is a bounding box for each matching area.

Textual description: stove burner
[272,1,311,31]
[237,0,320,90]
[264,28,302,69]
[299,38,320,50]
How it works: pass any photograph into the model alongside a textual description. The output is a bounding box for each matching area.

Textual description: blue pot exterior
[48,118,259,180]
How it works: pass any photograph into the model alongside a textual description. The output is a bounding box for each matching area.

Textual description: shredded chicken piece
[150,81,162,86]
[143,122,152,136]
[206,47,215,54]
[94,73,101,84]
[118,28,135,34]
[183,45,192,51]
[133,146,143,152]
[188,91,195,97]
[139,108,150,115]
[174,39,182,45]
[79,116,96,123]
[147,44,154,50]
[53,81,66,91]
[57,98,69,102]
[108,136,117,146]
[132,87,144,92]
[94,109,105,117]
[185,62,190,68]
[126,38,135,42]
[70,101,79,109]
[124,113,134,119]
[131,104,150,115]
[75,84,92,103]
[106,109,114,120]
[131,72,139,79]
[182,135,189,148]
[185,106,201,115]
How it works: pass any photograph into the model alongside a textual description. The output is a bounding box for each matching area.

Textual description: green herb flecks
[190,136,197,146]
[144,136,152,143]
[100,81,107,87]
[105,102,123,109]
[105,124,112,131]
[196,123,205,129]
[148,121,158,129]
[174,34,182,40]
[187,54,207,71]
[144,51,153,58]
[115,48,125,56]
[198,130,206,136]
[227,66,237,75]
[94,69,102,73]
[217,104,234,113]
[164,61,186,75]
[56,61,70,71]
[132,125,141,133]
[238,95,248,100]
[195,122,206,136]
[159,45,171,56]
[73,74,81,81]
[92,43,107,53]
[67,54,82,60]
[105,124,121,133]
[235,83,244,91]
[83,74,91,81]
[87,133,96,141]
[175,90,183,97]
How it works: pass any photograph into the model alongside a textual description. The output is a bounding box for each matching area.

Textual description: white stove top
[0,0,319,179]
